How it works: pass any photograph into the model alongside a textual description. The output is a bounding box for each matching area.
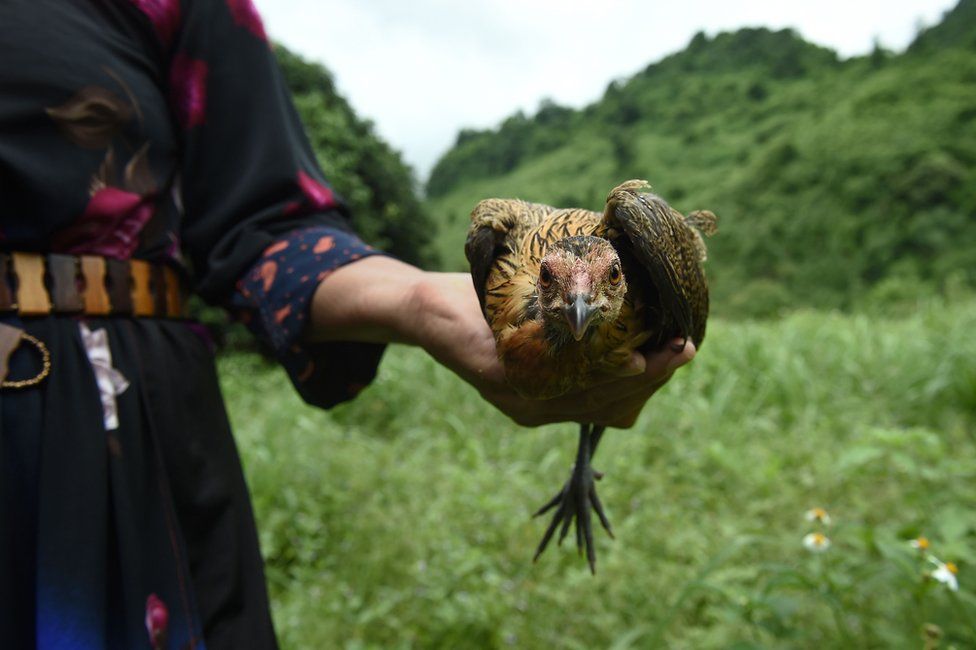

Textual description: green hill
[426,1,976,317]
[912,0,976,51]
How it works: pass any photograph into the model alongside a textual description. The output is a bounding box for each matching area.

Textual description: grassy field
[221,298,976,649]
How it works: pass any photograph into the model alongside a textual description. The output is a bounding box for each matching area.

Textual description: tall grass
[222,299,976,648]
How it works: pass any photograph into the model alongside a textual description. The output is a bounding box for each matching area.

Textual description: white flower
[803,532,831,552]
[930,560,959,592]
[910,536,931,552]
[805,507,832,526]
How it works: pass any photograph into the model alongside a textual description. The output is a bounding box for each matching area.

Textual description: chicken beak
[564,293,597,341]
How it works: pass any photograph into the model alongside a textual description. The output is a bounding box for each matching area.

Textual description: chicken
[465,179,716,573]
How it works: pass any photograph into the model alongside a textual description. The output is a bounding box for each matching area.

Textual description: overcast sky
[252,0,958,180]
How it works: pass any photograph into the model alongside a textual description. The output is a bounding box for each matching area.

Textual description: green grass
[221,299,976,648]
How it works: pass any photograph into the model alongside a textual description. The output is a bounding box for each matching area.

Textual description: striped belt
[0,252,186,318]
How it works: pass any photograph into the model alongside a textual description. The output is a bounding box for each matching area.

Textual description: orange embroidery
[258,261,277,292]
[313,236,335,253]
[264,241,289,256]
[274,304,291,324]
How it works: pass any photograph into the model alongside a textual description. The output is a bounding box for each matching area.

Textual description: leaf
[608,625,651,650]
[102,65,144,126]
[90,146,116,194]
[51,187,154,259]
[836,446,886,471]
[46,86,132,149]
[936,506,976,544]
[123,143,155,195]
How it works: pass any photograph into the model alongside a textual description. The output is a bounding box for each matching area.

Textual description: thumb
[644,338,697,379]
[665,339,697,373]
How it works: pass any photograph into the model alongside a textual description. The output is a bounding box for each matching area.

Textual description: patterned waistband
[0,252,187,319]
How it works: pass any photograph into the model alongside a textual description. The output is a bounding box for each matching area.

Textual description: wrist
[402,271,502,387]
[398,271,456,350]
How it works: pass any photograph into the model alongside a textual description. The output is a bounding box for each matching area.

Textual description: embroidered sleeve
[231,227,385,408]
[161,0,388,407]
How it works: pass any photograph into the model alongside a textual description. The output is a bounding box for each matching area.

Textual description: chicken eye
[609,263,622,285]
[539,265,553,288]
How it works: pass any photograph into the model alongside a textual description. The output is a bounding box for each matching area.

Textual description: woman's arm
[307,256,695,428]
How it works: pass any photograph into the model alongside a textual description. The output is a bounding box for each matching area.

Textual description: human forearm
[308,258,502,382]
[306,256,428,345]
[305,256,696,427]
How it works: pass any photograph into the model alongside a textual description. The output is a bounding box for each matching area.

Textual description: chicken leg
[532,424,613,573]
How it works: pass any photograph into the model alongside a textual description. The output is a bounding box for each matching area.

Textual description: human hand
[308,258,695,427]
[407,271,696,428]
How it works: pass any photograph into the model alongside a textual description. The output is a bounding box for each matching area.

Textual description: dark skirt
[0,316,277,649]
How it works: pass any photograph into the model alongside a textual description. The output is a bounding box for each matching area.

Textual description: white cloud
[253,0,958,179]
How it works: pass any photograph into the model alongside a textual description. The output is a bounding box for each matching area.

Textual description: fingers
[489,338,698,427]
[590,338,696,385]
[648,338,697,378]
[570,339,696,406]
[557,339,698,423]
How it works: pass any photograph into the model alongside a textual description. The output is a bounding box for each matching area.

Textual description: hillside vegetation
[427,1,976,318]
[275,46,437,268]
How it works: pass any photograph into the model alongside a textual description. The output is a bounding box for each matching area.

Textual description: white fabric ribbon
[79,323,130,430]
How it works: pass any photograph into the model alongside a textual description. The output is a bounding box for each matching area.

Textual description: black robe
[0,1,385,647]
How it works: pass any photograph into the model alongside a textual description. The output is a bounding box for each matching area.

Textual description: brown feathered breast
[466,180,716,400]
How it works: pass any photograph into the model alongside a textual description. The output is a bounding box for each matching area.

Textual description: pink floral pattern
[145,593,169,650]
[129,0,181,44]
[51,187,155,259]
[169,54,208,129]
[297,170,336,210]
[226,0,267,41]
